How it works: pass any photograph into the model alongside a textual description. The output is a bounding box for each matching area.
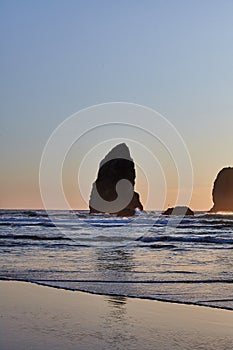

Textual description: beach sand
[0,281,232,350]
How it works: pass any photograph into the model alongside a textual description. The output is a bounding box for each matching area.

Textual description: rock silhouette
[89,143,143,216]
[210,167,233,212]
[162,206,194,216]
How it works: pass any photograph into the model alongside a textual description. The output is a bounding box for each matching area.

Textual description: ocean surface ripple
[0,210,232,310]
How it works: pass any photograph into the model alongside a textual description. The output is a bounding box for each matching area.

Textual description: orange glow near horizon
[0,151,214,211]
[0,183,214,211]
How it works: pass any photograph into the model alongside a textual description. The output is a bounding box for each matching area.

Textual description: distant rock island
[162,206,194,216]
[89,143,143,216]
[209,167,233,212]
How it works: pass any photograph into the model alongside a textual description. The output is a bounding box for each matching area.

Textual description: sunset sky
[1,0,233,210]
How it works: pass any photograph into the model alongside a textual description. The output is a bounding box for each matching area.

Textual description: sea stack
[209,167,233,212]
[89,143,143,216]
[162,206,194,216]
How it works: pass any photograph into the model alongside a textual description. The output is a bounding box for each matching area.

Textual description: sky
[1,0,233,210]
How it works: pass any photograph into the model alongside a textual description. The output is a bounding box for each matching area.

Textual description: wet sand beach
[0,281,232,350]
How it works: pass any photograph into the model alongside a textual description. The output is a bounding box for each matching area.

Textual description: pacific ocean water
[0,210,232,310]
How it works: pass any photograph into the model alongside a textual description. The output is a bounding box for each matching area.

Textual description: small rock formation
[209,167,233,212]
[89,143,143,216]
[150,244,176,249]
[162,206,194,216]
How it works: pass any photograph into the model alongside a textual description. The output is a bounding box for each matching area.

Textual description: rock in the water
[89,143,143,216]
[162,206,194,216]
[209,167,233,212]
[150,244,176,249]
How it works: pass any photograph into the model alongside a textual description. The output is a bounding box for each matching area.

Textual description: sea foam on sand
[0,281,232,350]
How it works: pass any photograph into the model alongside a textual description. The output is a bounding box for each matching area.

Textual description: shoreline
[1,281,233,350]
[1,278,233,311]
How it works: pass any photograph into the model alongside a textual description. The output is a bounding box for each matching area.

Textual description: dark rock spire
[89,143,143,216]
[210,167,233,212]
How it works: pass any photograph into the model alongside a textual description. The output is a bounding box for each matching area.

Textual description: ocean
[0,210,232,310]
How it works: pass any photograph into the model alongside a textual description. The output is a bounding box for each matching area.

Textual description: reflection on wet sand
[103,295,136,348]
[96,248,136,345]
[105,295,127,319]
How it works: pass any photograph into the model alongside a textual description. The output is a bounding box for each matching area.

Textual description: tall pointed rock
[210,167,233,212]
[89,143,143,216]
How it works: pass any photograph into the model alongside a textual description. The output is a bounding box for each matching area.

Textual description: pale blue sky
[1,0,233,209]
